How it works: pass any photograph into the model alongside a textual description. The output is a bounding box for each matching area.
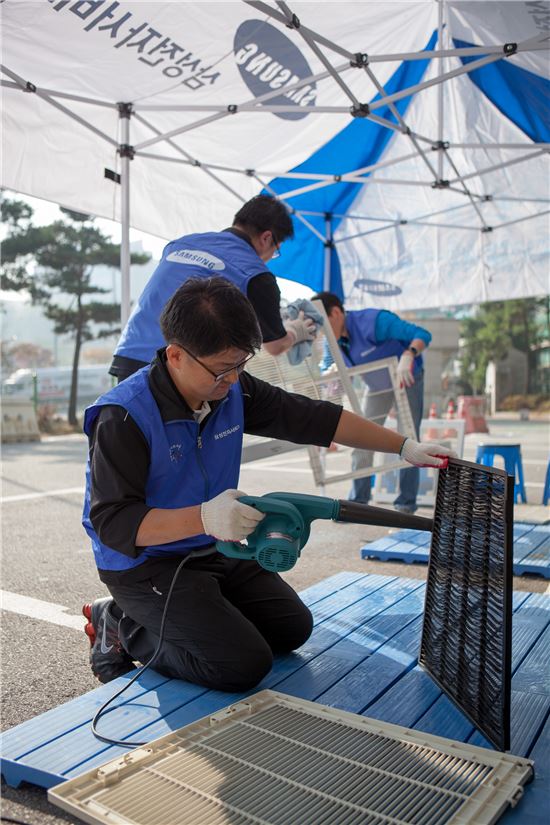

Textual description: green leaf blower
[216,492,433,572]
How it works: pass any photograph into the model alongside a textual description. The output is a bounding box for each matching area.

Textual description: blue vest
[343,309,423,391]
[116,231,265,363]
[82,367,244,572]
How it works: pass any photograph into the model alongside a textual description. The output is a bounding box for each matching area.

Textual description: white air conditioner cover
[49,690,533,825]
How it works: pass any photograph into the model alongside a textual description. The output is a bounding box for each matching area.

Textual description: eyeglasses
[178,343,254,383]
[271,233,281,259]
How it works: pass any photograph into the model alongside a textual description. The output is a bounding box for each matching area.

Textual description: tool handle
[337,500,433,532]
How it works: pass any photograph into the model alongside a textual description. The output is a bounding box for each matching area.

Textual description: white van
[2,365,113,407]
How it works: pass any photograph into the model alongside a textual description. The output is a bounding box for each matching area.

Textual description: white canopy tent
[2,0,549,323]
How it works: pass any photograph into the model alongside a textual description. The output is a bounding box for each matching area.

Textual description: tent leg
[119,104,132,328]
[437,0,445,181]
[324,213,332,291]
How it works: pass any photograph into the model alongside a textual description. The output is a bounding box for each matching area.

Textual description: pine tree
[1,196,150,425]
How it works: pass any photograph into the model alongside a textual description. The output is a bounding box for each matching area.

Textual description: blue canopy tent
[266,31,438,298]
[2,1,549,315]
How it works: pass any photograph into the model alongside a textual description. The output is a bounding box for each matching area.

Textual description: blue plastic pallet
[1,572,549,823]
[361,521,550,578]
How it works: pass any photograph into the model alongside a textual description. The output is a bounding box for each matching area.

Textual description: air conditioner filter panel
[49,690,532,825]
[420,458,514,751]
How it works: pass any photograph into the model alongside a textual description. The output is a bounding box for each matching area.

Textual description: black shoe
[82,597,134,683]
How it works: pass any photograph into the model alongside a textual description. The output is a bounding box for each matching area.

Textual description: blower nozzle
[216,492,433,572]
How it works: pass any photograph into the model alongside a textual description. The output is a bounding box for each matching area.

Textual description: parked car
[2,364,113,408]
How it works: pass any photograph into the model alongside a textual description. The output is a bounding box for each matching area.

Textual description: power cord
[91,556,188,748]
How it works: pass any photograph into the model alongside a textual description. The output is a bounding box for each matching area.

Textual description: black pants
[107,553,313,692]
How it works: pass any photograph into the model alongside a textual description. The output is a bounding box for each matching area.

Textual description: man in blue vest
[312,292,431,513]
[84,277,452,688]
[110,195,315,381]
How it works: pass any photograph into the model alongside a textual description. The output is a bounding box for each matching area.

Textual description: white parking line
[1,487,85,503]
[1,590,83,630]
[240,465,310,473]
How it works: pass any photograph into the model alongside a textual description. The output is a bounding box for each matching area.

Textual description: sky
[1,191,313,304]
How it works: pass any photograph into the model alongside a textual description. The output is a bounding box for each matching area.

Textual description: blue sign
[234,20,317,120]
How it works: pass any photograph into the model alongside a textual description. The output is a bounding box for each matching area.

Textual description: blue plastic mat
[361,521,550,578]
[1,572,549,823]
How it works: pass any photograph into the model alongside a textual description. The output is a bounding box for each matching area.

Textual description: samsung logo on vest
[234,20,317,121]
[214,425,241,440]
[166,249,225,271]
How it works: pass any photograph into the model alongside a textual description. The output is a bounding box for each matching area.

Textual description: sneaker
[82,597,134,683]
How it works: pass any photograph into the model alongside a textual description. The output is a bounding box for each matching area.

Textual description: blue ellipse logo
[234,20,317,121]
[354,278,403,297]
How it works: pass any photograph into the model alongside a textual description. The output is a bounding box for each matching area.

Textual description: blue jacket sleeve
[375,310,431,347]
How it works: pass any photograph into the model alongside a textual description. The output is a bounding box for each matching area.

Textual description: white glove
[284,311,316,345]
[397,350,415,387]
[201,489,265,541]
[400,439,457,468]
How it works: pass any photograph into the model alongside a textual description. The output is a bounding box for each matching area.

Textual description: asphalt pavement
[1,416,548,824]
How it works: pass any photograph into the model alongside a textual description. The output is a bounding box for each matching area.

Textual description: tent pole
[119,103,133,328]
[438,0,445,181]
[324,214,332,291]
[257,174,328,243]
[448,143,550,150]
[447,149,547,184]
[244,1,547,62]
[133,112,245,204]
[1,64,117,147]
[492,208,550,231]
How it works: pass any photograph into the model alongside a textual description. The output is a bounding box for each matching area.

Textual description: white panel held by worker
[312,291,432,514]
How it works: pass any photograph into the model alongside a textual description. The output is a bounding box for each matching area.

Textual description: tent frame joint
[350,52,369,68]
[119,144,135,160]
[432,140,450,151]
[227,104,238,114]
[503,42,518,57]
[285,13,301,30]
[350,103,370,118]
[24,81,36,94]
[432,178,450,189]
[117,102,133,118]
[481,226,494,233]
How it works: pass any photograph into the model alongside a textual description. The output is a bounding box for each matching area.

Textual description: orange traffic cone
[457,395,489,434]
[424,402,440,440]
[443,400,457,439]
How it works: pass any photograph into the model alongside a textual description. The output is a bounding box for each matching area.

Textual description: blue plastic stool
[475,443,527,504]
[543,457,550,506]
